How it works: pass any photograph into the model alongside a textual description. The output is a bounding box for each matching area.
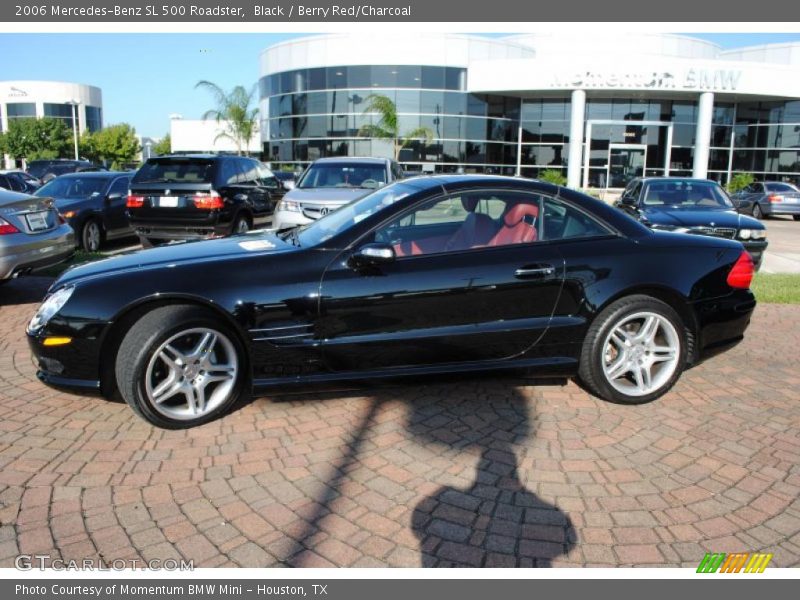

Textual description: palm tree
[195,80,259,155]
[358,94,434,161]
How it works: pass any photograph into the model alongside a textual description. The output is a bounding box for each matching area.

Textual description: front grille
[300,204,336,220]
[687,226,737,240]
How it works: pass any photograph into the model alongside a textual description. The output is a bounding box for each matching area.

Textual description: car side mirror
[107,192,124,201]
[620,195,637,206]
[349,243,396,270]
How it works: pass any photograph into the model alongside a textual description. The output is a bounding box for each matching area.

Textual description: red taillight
[126,194,145,208]
[193,194,224,210]
[727,251,755,289]
[767,194,783,203]
[0,217,20,235]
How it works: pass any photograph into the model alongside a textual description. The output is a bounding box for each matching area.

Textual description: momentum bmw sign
[552,68,743,91]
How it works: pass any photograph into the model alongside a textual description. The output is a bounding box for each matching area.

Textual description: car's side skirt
[251,355,577,391]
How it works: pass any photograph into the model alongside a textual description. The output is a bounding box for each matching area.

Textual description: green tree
[80,124,140,170]
[358,94,434,161]
[0,118,73,161]
[153,134,171,156]
[537,169,568,186]
[195,80,259,155]
[727,172,755,194]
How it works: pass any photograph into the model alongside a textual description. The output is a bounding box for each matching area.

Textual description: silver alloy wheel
[236,218,249,233]
[144,327,238,420]
[601,311,680,397]
[84,221,101,251]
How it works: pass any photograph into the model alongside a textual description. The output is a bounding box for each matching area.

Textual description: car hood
[285,187,372,205]
[54,231,297,287]
[641,206,762,229]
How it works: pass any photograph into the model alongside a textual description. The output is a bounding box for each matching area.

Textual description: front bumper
[27,329,104,395]
[273,210,313,231]
[0,225,75,280]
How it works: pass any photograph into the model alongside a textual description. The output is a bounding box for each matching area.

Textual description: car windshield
[35,176,109,199]
[297,163,387,189]
[765,182,798,193]
[286,182,415,247]
[132,158,215,184]
[642,181,733,209]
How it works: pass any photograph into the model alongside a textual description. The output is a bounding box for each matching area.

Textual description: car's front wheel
[793,215,800,222]
[578,295,686,405]
[81,219,103,252]
[115,305,246,428]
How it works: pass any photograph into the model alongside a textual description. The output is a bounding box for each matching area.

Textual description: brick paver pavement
[1,277,799,567]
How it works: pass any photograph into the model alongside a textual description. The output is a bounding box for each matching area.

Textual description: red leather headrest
[461,196,479,212]
[503,203,539,227]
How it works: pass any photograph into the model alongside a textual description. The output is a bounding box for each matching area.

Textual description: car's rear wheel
[793,215,800,221]
[752,203,764,219]
[115,305,246,428]
[233,214,251,234]
[578,295,686,405]
[81,219,103,252]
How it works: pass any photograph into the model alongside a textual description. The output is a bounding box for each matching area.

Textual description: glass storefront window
[6,102,36,119]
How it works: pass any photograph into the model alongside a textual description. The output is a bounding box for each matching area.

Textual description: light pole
[66,99,81,160]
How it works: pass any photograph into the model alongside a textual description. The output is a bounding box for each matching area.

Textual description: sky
[1,32,799,139]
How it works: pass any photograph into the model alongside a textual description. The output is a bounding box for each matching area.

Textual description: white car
[273,157,404,230]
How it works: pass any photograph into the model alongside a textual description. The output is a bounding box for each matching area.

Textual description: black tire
[793,215,800,222]
[115,305,247,429]
[577,295,687,405]
[232,214,251,235]
[80,219,103,252]
[752,203,764,220]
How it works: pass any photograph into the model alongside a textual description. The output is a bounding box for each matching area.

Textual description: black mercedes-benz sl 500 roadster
[27,175,756,428]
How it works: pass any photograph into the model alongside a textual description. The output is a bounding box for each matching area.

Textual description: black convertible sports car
[27,175,757,428]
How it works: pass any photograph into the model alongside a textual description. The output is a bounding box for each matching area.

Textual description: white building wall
[170,118,261,154]
[0,80,102,134]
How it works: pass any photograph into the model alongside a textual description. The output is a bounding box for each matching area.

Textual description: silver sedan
[0,189,75,282]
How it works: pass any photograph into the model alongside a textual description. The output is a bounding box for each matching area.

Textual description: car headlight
[278,200,301,213]
[739,229,767,241]
[28,286,75,333]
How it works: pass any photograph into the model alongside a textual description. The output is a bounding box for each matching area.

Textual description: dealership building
[259,33,800,189]
[1,80,103,168]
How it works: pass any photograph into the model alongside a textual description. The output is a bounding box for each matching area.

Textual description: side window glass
[218,160,242,186]
[109,177,129,196]
[237,160,259,185]
[256,164,279,189]
[373,190,543,257]
[541,198,612,241]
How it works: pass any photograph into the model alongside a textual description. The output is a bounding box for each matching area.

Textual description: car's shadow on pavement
[0,276,53,307]
[265,377,575,567]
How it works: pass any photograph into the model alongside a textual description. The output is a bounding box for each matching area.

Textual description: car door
[255,163,284,215]
[234,159,272,225]
[316,188,565,372]
[104,176,132,235]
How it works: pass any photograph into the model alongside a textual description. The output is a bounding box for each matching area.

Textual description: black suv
[27,159,104,183]
[127,154,286,246]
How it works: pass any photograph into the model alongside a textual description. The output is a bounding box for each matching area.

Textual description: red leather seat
[488,203,539,246]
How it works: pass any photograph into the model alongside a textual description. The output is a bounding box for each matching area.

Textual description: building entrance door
[608,144,646,189]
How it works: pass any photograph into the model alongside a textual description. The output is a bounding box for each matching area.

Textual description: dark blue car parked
[616,177,768,270]
[35,172,135,252]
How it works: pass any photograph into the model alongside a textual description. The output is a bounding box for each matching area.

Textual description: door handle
[515,265,556,279]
